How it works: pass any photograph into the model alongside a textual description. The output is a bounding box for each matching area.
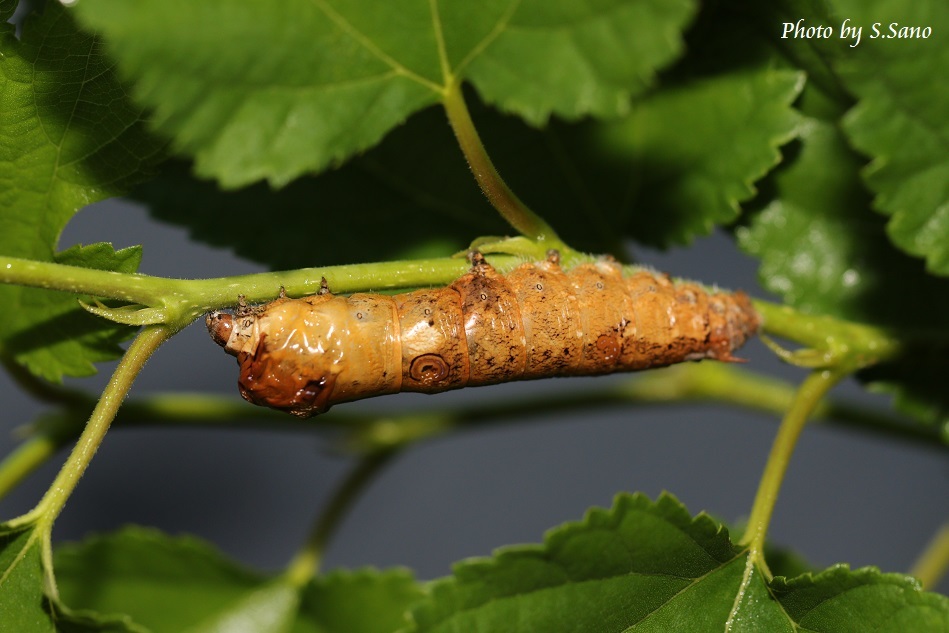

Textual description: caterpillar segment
[207,253,760,418]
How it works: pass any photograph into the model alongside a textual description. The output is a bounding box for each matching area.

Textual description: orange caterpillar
[208,253,759,417]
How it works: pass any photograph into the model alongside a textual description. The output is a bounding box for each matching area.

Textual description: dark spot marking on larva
[428,319,435,327]
[596,334,620,358]
[409,354,450,384]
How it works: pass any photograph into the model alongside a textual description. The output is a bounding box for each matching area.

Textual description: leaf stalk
[910,522,949,591]
[740,369,846,571]
[442,86,564,247]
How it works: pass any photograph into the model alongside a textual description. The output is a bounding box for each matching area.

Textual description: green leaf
[575,67,803,248]
[737,119,949,430]
[54,526,425,633]
[738,3,852,111]
[406,493,949,632]
[185,581,300,633]
[71,0,697,188]
[0,521,141,632]
[0,522,51,632]
[55,526,271,632]
[131,104,507,270]
[53,606,145,633]
[136,55,803,269]
[771,566,949,631]
[483,7,807,250]
[462,0,697,125]
[1,243,143,382]
[292,569,425,633]
[827,0,949,275]
[0,2,164,381]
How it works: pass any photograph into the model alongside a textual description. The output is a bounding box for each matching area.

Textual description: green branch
[0,254,525,326]
[753,300,904,368]
[27,325,172,598]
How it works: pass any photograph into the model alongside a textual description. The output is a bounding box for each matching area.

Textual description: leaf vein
[452,0,521,79]
[428,0,450,86]
[624,552,747,630]
[0,530,38,589]
[307,0,444,94]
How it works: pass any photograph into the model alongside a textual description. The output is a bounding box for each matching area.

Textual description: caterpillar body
[207,253,759,418]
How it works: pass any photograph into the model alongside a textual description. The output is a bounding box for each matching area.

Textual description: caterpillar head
[206,311,235,349]
[206,310,259,359]
[206,300,346,417]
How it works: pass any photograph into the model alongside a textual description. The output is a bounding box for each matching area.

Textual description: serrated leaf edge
[406,491,739,630]
[683,69,808,248]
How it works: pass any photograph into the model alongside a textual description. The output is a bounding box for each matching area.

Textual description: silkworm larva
[207,253,759,417]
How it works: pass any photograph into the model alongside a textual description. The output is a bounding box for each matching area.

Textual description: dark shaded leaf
[0,2,163,380]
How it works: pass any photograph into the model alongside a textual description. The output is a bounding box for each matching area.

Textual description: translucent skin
[207,258,760,418]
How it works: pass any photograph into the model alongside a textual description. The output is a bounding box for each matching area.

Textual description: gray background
[1,198,946,595]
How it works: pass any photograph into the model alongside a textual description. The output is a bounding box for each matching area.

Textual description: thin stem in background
[2,363,942,507]
[284,451,398,587]
[911,522,949,591]
[0,435,63,502]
